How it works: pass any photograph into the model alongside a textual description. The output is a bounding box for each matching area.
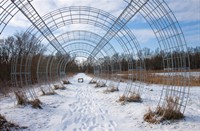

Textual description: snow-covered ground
[0,73,200,131]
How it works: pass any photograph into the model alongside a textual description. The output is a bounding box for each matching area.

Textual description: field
[119,70,200,86]
[0,73,200,130]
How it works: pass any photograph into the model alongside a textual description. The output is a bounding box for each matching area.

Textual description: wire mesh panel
[121,0,190,119]
[0,0,19,34]
[106,55,122,92]
[122,53,145,102]
[10,0,67,55]
[59,56,69,83]
[11,54,37,101]
[0,0,191,121]
[95,58,110,87]
[48,55,63,89]
[24,6,142,64]
[91,64,101,84]
[37,55,54,94]
[133,0,190,116]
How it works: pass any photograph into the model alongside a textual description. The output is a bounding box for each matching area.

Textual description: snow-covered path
[0,73,200,131]
[52,73,117,131]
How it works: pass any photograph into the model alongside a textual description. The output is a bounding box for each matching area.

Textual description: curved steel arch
[22,6,145,97]
[21,6,141,61]
[131,1,190,113]
[48,30,117,58]
[36,30,117,86]
[5,5,143,93]
[58,42,105,58]
[0,0,190,120]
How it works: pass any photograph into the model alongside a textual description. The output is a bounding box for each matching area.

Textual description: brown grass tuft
[143,108,161,124]
[144,97,184,124]
[104,87,119,93]
[89,80,97,84]
[41,88,56,96]
[0,114,26,130]
[127,93,142,102]
[63,80,71,84]
[29,99,42,109]
[95,82,106,88]
[14,92,42,109]
[14,92,27,105]
[120,70,200,86]
[118,93,142,103]
[119,95,126,102]
[54,85,66,90]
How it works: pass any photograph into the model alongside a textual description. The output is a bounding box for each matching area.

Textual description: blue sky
[1,0,200,51]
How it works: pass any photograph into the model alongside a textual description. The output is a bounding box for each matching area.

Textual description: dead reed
[29,99,42,109]
[95,82,106,88]
[104,87,119,93]
[54,85,66,90]
[89,80,97,84]
[118,93,142,103]
[62,80,71,84]
[144,96,184,124]
[0,114,25,130]
[41,88,56,96]
[120,70,200,86]
[14,92,42,109]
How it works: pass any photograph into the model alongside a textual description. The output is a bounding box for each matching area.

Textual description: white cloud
[166,0,200,22]
[8,12,31,28]
[131,28,155,44]
[2,0,199,49]
[6,0,126,30]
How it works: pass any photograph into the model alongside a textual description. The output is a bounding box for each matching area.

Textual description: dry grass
[95,82,106,88]
[14,92,27,105]
[120,70,200,86]
[41,88,56,96]
[89,80,97,84]
[118,93,142,103]
[28,99,42,109]
[104,87,119,93]
[0,114,25,130]
[144,97,184,124]
[42,91,56,96]
[119,95,126,102]
[14,92,42,109]
[127,93,142,102]
[54,85,66,90]
[62,80,71,84]
[143,108,161,124]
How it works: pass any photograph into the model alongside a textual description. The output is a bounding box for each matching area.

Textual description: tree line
[0,32,199,83]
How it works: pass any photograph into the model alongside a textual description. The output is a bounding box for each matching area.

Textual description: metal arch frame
[0,0,190,118]
[25,6,142,59]
[56,42,106,81]
[2,3,145,104]
[107,55,122,91]
[49,30,117,57]
[0,1,19,35]
[10,0,68,55]
[58,42,105,58]
[119,0,190,115]
[22,7,144,94]
[36,30,116,85]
